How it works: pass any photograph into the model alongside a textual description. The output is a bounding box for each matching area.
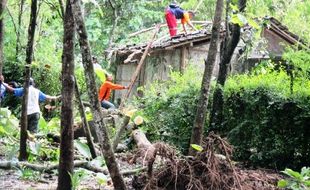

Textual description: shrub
[131,65,205,153]
[222,67,310,169]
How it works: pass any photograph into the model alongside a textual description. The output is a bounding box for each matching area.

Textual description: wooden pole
[119,24,161,109]
[128,21,210,38]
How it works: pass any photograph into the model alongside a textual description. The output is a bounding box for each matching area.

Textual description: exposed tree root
[132,132,282,190]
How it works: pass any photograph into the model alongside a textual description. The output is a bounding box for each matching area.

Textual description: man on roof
[165,3,197,37]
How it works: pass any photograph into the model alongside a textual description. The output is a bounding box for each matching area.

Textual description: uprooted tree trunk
[209,0,247,132]
[131,129,175,177]
[133,132,281,190]
[189,0,224,156]
[19,0,38,161]
[70,0,126,189]
[57,0,75,189]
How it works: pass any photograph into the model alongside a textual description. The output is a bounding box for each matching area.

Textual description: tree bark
[57,1,75,190]
[112,115,130,151]
[19,0,38,161]
[70,0,127,189]
[74,76,97,158]
[106,0,119,50]
[58,0,65,19]
[188,0,224,156]
[209,0,247,131]
[15,0,25,60]
[0,0,7,75]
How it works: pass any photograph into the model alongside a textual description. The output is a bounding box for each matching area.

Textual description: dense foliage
[222,50,310,169]
[131,65,203,153]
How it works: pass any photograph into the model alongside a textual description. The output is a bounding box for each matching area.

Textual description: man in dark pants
[1,77,60,133]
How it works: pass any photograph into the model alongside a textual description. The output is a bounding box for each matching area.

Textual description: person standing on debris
[99,74,128,109]
[165,3,197,37]
[0,77,60,133]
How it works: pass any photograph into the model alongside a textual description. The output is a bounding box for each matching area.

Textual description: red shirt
[98,81,125,101]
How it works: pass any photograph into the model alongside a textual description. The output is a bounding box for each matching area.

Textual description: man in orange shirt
[98,74,128,109]
[165,3,197,37]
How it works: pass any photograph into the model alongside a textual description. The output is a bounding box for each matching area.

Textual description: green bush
[131,65,205,153]
[222,67,310,169]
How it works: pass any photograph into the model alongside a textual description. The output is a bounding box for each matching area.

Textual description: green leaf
[190,144,203,152]
[248,18,260,30]
[231,14,243,26]
[96,173,107,186]
[74,140,91,159]
[229,3,239,11]
[283,168,302,180]
[90,156,106,168]
[277,179,288,188]
[304,180,310,187]
[94,68,106,83]
[28,141,41,155]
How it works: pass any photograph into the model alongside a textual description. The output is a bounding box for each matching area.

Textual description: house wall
[113,43,221,103]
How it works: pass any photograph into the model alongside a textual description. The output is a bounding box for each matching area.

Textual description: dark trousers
[28,112,40,133]
[101,100,116,109]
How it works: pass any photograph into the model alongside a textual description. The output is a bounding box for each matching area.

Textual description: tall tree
[0,0,6,75]
[57,0,75,189]
[70,0,127,189]
[209,0,247,131]
[15,0,25,60]
[188,0,224,156]
[19,0,38,161]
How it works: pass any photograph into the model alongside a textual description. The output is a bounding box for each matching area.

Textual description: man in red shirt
[165,3,197,37]
[98,74,128,109]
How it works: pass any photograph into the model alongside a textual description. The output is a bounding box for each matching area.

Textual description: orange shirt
[181,12,190,24]
[98,81,125,101]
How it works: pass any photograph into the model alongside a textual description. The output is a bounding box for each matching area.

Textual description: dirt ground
[0,153,139,190]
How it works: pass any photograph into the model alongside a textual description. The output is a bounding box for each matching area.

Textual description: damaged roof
[113,17,306,57]
[115,28,217,56]
[266,17,306,46]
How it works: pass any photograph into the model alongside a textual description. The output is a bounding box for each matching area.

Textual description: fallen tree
[0,160,146,176]
[131,131,282,190]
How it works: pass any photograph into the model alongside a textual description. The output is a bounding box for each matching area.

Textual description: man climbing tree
[165,3,197,37]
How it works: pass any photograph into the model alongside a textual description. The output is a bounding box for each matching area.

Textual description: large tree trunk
[19,0,37,161]
[15,0,25,60]
[70,0,127,189]
[188,0,224,156]
[74,76,97,158]
[209,0,247,131]
[0,0,6,109]
[57,1,75,190]
[106,0,119,50]
[0,0,6,75]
